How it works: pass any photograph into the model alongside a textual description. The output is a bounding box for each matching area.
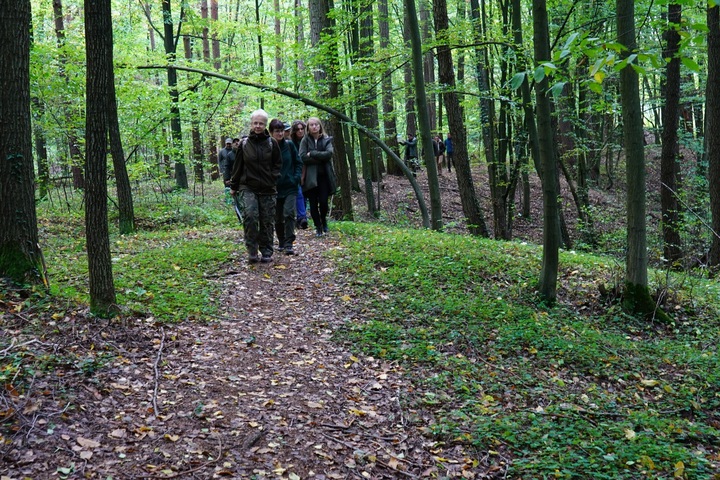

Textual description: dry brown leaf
[76,437,101,449]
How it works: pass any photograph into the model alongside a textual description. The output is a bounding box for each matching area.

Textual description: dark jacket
[298,134,335,193]
[218,146,235,183]
[400,137,418,159]
[277,138,303,198]
[229,130,281,195]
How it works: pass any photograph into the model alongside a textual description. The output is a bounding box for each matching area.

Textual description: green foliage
[38,182,238,321]
[332,222,720,478]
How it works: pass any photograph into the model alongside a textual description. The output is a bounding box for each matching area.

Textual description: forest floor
[0,154,663,479]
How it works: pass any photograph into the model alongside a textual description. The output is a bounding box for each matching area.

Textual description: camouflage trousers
[240,190,276,257]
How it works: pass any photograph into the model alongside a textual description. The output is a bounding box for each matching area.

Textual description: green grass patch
[38,183,239,321]
[331,222,720,478]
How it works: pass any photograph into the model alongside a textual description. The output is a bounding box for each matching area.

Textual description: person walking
[399,133,419,175]
[299,116,335,237]
[290,120,309,230]
[218,137,236,203]
[229,109,281,263]
[270,119,302,255]
[444,132,454,173]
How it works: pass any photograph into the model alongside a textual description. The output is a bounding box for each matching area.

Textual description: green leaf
[588,82,603,94]
[631,64,647,75]
[510,72,526,90]
[534,66,545,83]
[681,57,700,72]
[590,58,605,76]
[549,82,566,98]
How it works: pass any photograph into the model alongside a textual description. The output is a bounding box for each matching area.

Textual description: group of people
[217,109,336,264]
[399,132,454,175]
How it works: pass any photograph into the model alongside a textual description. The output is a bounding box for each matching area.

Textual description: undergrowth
[331,222,720,479]
[37,182,239,321]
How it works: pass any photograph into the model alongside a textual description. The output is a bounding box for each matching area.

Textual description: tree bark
[162,0,188,189]
[434,0,488,236]
[0,0,46,286]
[534,0,560,303]
[617,0,669,321]
[378,0,401,176]
[85,0,118,315]
[53,0,84,190]
[660,2,683,265]
[708,4,720,269]
[406,0,442,231]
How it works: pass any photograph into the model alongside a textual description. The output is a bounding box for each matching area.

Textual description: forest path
[2,227,480,479]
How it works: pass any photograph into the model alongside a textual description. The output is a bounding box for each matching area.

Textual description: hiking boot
[285,246,295,255]
[299,218,308,230]
[260,254,273,263]
[248,253,259,264]
[315,228,324,237]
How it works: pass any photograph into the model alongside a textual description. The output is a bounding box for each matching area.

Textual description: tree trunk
[534,0,560,303]
[162,0,188,189]
[32,97,50,200]
[617,0,669,321]
[406,0,442,231]
[308,0,353,220]
[420,0,436,132]
[0,0,46,286]
[708,4,720,269]
[434,0,487,236]
[378,0,401,176]
[53,0,84,190]
[85,0,118,316]
[660,2,683,265]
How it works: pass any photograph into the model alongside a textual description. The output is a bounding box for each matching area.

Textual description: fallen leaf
[165,434,180,442]
[76,437,101,449]
[307,401,323,409]
[109,429,127,438]
[79,451,93,460]
[624,429,636,440]
[640,379,659,387]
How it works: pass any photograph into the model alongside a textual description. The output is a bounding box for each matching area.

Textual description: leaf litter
[1,225,482,479]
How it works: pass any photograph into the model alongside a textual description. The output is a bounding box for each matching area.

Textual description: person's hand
[230,190,237,196]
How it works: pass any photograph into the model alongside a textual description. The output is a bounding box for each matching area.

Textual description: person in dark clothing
[269,119,302,255]
[299,116,335,237]
[290,120,309,230]
[229,109,282,263]
[399,133,420,175]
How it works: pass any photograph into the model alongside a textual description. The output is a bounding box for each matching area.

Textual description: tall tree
[53,0,84,190]
[435,0,487,236]
[161,0,188,189]
[708,2,720,270]
[378,0,401,176]
[308,0,353,220]
[616,0,669,321]
[534,0,560,303]
[406,0,442,231]
[660,2,683,265]
[85,0,118,315]
[0,0,46,286]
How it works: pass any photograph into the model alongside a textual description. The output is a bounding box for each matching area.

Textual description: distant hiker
[218,137,236,199]
[434,135,445,176]
[290,120,309,230]
[270,119,302,255]
[299,116,335,237]
[229,109,281,264]
[399,133,420,175]
[444,133,454,173]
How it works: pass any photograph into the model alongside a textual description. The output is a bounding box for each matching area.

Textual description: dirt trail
[2,227,480,479]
